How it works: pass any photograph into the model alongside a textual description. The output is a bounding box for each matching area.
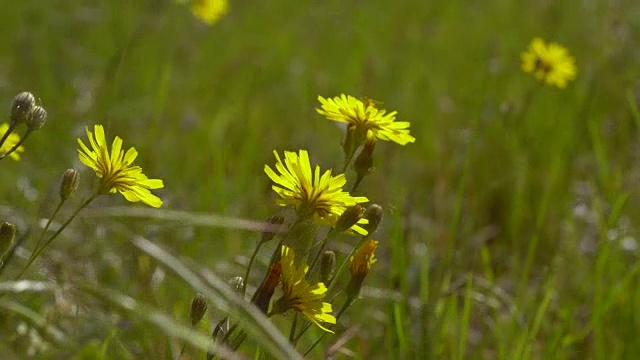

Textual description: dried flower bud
[347,239,379,299]
[26,106,47,131]
[363,204,383,234]
[353,139,375,176]
[261,214,284,243]
[320,250,336,284]
[334,204,366,233]
[59,169,79,201]
[0,222,16,254]
[10,92,35,126]
[189,293,208,326]
[252,261,281,314]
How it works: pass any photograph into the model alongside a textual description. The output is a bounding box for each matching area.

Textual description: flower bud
[59,169,79,201]
[10,92,35,126]
[189,293,208,326]
[334,204,366,233]
[229,276,245,295]
[320,250,336,284]
[260,214,284,243]
[353,139,375,176]
[347,239,378,299]
[252,261,281,314]
[363,204,383,234]
[26,106,47,131]
[0,222,16,254]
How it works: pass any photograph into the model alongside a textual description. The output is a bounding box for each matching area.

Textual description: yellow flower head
[521,38,577,88]
[264,149,369,234]
[176,0,228,25]
[77,125,164,208]
[0,123,24,161]
[347,239,379,298]
[316,94,416,145]
[272,245,336,333]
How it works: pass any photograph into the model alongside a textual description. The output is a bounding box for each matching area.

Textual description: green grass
[2,0,640,358]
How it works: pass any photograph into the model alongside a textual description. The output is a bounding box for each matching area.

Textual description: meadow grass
[2,0,640,359]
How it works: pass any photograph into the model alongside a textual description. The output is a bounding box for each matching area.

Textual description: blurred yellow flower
[272,245,336,333]
[77,125,164,208]
[316,94,415,145]
[521,38,577,88]
[264,149,369,234]
[177,0,228,25]
[0,123,24,161]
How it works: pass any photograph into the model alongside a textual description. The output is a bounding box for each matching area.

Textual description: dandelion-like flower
[176,0,228,25]
[0,123,24,161]
[316,94,415,145]
[347,239,379,298]
[272,245,336,333]
[264,149,369,234]
[521,38,577,88]
[77,125,164,208]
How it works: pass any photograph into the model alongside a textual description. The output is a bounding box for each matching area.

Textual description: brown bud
[353,139,375,176]
[189,293,208,326]
[334,204,366,233]
[320,250,336,284]
[0,222,16,254]
[363,204,383,234]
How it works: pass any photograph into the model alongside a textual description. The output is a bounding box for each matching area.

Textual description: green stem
[242,241,264,297]
[350,173,365,193]
[288,313,298,344]
[32,201,64,260]
[326,237,367,295]
[15,194,98,279]
[303,298,354,355]
[0,129,32,160]
[0,122,17,149]
[341,147,357,173]
[307,229,335,275]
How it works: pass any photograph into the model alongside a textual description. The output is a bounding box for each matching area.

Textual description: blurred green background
[2,0,640,358]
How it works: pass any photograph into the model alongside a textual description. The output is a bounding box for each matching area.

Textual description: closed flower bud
[0,222,16,254]
[261,214,284,243]
[229,276,245,295]
[320,250,336,284]
[189,293,208,326]
[10,92,35,126]
[353,139,375,176]
[363,204,383,234]
[334,204,366,233]
[26,106,47,131]
[59,169,79,201]
[252,261,281,314]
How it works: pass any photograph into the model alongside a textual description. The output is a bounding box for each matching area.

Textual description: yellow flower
[347,239,379,298]
[521,38,577,88]
[264,149,369,235]
[272,245,336,333]
[0,123,24,161]
[77,125,164,208]
[176,0,228,25]
[316,94,415,145]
